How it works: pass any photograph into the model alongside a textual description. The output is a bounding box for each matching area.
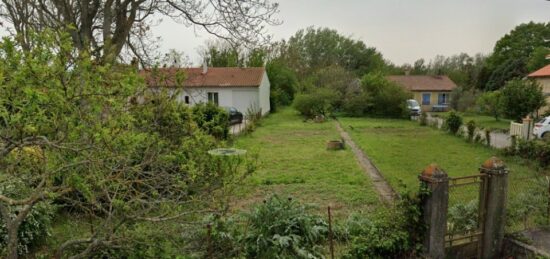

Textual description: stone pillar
[419,164,449,259]
[522,116,533,140]
[480,157,508,259]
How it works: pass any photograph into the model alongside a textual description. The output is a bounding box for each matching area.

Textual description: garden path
[335,120,396,203]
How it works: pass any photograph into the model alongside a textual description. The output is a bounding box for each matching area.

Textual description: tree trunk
[6,224,19,259]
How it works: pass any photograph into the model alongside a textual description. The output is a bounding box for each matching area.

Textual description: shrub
[343,189,426,258]
[514,139,550,168]
[341,72,412,118]
[293,88,338,118]
[500,79,546,121]
[192,102,230,139]
[447,200,478,235]
[450,87,479,112]
[466,120,476,142]
[0,202,55,256]
[242,195,328,258]
[446,111,463,135]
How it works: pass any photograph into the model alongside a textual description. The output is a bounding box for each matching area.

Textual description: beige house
[387,75,458,112]
[527,64,550,114]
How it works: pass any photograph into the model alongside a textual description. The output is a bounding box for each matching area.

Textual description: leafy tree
[359,72,412,117]
[0,0,279,65]
[281,27,386,77]
[266,60,299,111]
[527,46,550,72]
[500,79,546,121]
[481,22,550,90]
[293,88,339,118]
[446,111,463,135]
[477,91,503,120]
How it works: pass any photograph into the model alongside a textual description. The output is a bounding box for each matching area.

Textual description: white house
[141,65,270,115]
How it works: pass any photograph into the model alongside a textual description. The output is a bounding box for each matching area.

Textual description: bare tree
[0,0,280,66]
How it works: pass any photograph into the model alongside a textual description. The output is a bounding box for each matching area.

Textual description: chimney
[202,60,208,74]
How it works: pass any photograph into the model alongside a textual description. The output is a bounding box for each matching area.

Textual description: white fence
[509,118,533,140]
[509,122,523,137]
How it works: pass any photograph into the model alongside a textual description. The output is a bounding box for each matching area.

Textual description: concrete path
[335,121,396,203]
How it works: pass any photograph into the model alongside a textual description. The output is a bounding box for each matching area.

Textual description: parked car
[224,107,243,125]
[533,116,550,140]
[407,99,421,116]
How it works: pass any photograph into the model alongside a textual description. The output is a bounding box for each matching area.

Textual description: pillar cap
[421,163,448,179]
[481,156,505,170]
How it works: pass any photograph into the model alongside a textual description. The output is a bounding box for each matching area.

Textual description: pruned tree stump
[327,140,345,150]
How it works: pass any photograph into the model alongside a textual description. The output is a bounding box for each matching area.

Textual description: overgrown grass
[338,117,539,193]
[232,108,380,219]
[432,111,512,131]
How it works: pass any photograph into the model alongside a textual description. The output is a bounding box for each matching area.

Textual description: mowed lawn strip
[339,117,537,194]
[232,109,380,218]
[433,112,512,131]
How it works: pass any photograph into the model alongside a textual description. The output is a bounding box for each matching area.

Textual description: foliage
[446,111,463,135]
[281,27,387,77]
[500,79,546,121]
[527,46,550,72]
[343,189,426,258]
[266,60,299,111]
[343,72,411,118]
[450,87,479,112]
[0,202,55,256]
[477,90,503,120]
[293,88,339,118]
[242,195,328,259]
[309,65,360,109]
[482,22,550,90]
[512,139,550,168]
[447,200,478,235]
[191,102,230,139]
[507,178,549,230]
[419,112,428,126]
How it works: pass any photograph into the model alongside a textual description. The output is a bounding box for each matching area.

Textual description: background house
[142,66,270,115]
[387,75,458,112]
[527,64,550,113]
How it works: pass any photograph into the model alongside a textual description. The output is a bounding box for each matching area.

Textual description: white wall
[258,71,271,115]
[169,71,271,116]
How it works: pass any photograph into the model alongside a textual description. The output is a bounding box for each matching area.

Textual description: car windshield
[407,100,419,107]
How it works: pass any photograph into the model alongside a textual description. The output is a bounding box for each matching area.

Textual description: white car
[533,116,550,139]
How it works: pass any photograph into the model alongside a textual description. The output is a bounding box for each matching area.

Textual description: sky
[154,0,550,66]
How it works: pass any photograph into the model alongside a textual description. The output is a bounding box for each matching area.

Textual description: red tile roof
[140,67,265,88]
[387,75,457,92]
[528,64,550,78]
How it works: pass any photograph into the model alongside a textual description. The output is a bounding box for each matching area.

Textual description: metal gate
[446,174,488,257]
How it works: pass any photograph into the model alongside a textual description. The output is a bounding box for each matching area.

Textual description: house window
[422,93,431,105]
[207,92,219,105]
[184,96,190,104]
[438,93,448,105]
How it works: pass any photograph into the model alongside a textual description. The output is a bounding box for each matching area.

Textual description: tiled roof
[140,67,265,88]
[528,64,550,78]
[387,75,458,92]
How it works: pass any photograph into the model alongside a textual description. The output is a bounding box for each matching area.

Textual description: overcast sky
[156,0,550,66]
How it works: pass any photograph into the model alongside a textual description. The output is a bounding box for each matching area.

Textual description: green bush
[448,200,478,235]
[343,190,426,258]
[500,79,546,121]
[446,111,463,135]
[242,195,328,258]
[293,88,338,118]
[192,102,230,139]
[0,202,55,256]
[419,112,428,126]
[514,139,550,168]
[341,72,412,118]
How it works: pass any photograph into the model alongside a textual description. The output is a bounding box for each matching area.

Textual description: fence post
[480,157,508,259]
[419,163,449,259]
[521,116,533,140]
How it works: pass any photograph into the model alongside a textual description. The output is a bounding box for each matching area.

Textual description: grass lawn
[431,111,512,131]
[339,117,540,193]
[231,108,380,218]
